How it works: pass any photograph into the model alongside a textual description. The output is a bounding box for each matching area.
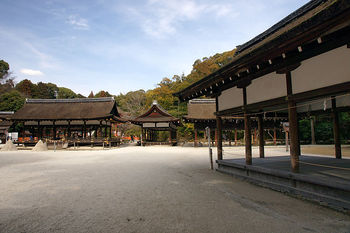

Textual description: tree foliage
[0,90,25,111]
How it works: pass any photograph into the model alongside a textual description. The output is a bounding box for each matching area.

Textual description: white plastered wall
[218,87,243,111]
[247,72,286,104]
[292,45,350,94]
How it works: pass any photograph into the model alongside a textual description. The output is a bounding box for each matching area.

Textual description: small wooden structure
[0,111,14,143]
[11,97,126,146]
[183,99,287,147]
[131,101,181,146]
[175,0,350,172]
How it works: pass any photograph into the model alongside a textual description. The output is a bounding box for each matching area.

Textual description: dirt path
[0,147,349,232]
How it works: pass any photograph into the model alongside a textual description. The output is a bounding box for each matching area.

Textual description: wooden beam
[332,97,342,159]
[243,87,252,165]
[286,71,300,173]
[258,114,265,158]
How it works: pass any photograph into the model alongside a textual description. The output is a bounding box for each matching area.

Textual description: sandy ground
[0,146,349,233]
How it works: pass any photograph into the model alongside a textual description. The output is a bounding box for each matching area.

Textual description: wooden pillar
[310,116,316,145]
[273,127,277,145]
[258,114,265,158]
[286,71,299,172]
[194,129,198,147]
[243,87,252,165]
[68,121,71,138]
[228,130,232,146]
[234,129,237,146]
[215,129,218,146]
[332,97,342,159]
[254,128,257,145]
[215,95,223,160]
[169,130,172,143]
[216,116,223,160]
[109,125,112,138]
[104,126,107,138]
[53,121,56,139]
[38,121,43,139]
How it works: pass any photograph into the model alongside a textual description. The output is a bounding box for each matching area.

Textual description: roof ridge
[26,97,114,103]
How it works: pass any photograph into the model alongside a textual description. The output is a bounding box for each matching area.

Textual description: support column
[310,116,316,145]
[169,130,172,144]
[273,127,277,145]
[53,121,56,139]
[243,87,252,165]
[215,129,218,147]
[258,113,265,158]
[83,120,87,139]
[332,97,342,159]
[216,116,223,160]
[234,129,237,146]
[228,130,232,146]
[194,129,198,147]
[109,125,112,138]
[286,71,299,172]
[68,121,71,138]
[38,121,43,139]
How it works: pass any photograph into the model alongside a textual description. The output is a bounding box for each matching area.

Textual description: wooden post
[286,71,299,172]
[310,116,316,145]
[243,87,252,165]
[216,116,223,160]
[38,121,42,139]
[194,129,198,147]
[109,125,112,138]
[68,121,71,138]
[254,128,257,145]
[228,130,232,146]
[273,127,277,145]
[258,114,264,158]
[53,120,56,139]
[332,97,342,159]
[83,120,87,139]
[234,129,237,146]
[215,129,218,147]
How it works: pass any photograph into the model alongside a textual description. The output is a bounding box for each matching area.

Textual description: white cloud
[125,0,235,39]
[20,69,44,76]
[67,15,89,30]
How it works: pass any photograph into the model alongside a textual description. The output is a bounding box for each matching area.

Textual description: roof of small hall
[131,101,180,124]
[11,97,126,122]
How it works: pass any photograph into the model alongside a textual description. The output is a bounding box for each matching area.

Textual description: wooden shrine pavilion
[11,97,126,145]
[184,99,287,147]
[174,0,350,210]
[0,111,14,143]
[131,101,181,145]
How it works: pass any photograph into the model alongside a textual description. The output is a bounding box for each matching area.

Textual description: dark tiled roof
[11,98,126,122]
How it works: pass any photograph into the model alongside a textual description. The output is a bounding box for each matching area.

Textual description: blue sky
[0,0,308,96]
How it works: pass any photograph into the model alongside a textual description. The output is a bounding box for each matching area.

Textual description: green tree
[0,90,25,111]
[58,87,77,99]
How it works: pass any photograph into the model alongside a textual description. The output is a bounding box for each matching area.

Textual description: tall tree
[0,90,25,111]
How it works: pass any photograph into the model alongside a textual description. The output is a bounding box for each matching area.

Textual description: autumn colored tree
[88,91,94,98]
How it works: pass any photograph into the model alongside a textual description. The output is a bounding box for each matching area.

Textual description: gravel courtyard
[0,146,349,233]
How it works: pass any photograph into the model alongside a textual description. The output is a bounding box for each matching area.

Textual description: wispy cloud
[20,69,44,76]
[67,15,89,30]
[124,0,235,39]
